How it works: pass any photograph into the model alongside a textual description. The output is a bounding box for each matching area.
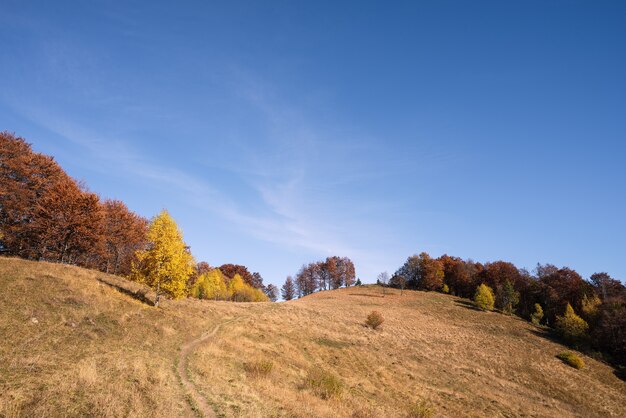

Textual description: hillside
[1,258,625,417]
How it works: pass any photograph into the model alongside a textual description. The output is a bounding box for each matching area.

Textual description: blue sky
[1,1,625,286]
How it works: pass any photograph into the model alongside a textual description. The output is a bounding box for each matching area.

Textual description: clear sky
[1,1,625,286]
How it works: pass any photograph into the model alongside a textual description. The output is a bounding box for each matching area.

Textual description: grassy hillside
[1,258,625,417]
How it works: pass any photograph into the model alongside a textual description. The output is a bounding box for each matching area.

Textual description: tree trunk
[154,281,161,307]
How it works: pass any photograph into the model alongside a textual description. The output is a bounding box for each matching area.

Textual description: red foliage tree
[99,199,148,275]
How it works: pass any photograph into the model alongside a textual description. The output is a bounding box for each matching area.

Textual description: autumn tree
[0,132,104,262]
[393,255,420,288]
[555,303,589,344]
[131,210,195,306]
[474,284,495,311]
[589,272,625,301]
[281,276,296,300]
[100,199,147,275]
[219,264,257,287]
[32,180,105,265]
[264,284,279,302]
[295,263,320,297]
[417,252,444,291]
[191,269,229,300]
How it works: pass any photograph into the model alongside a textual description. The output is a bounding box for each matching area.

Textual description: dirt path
[177,323,224,418]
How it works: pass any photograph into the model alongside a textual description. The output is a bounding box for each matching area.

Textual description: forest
[388,252,626,368]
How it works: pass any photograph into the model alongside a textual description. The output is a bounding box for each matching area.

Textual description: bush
[441,284,450,294]
[304,369,343,399]
[474,284,495,311]
[406,399,435,418]
[366,311,384,329]
[531,303,544,325]
[555,303,589,343]
[557,351,585,369]
[243,360,273,377]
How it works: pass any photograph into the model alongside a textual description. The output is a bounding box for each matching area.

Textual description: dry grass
[1,258,626,417]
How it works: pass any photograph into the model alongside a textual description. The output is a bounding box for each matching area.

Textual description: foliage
[531,303,544,325]
[474,284,495,311]
[556,352,585,369]
[243,360,273,377]
[441,284,450,294]
[190,269,229,300]
[406,399,435,418]
[581,294,601,322]
[101,200,148,276]
[0,132,147,271]
[392,253,443,291]
[303,369,343,399]
[355,278,362,286]
[264,283,279,302]
[228,274,269,302]
[496,280,520,314]
[555,303,589,343]
[131,210,195,305]
[366,311,384,330]
[281,276,296,300]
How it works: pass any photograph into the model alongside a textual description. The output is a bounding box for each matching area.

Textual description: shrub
[555,303,589,343]
[406,399,435,418]
[366,311,384,329]
[441,283,450,294]
[531,303,544,325]
[474,284,495,311]
[304,369,343,399]
[243,360,273,377]
[557,351,585,369]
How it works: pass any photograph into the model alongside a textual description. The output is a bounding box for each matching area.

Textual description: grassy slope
[1,258,625,417]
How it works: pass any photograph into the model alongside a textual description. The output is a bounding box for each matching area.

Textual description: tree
[281,276,296,300]
[295,263,320,297]
[264,284,279,302]
[589,272,625,301]
[555,303,589,344]
[496,280,520,314]
[32,180,105,265]
[539,267,593,325]
[417,253,444,291]
[393,255,420,288]
[474,284,495,311]
[0,132,70,259]
[219,264,255,287]
[100,199,148,275]
[355,278,362,286]
[531,303,544,325]
[377,271,389,295]
[191,269,229,300]
[131,210,195,306]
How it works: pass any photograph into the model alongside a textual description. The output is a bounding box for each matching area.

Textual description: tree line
[280,256,357,300]
[0,132,274,303]
[389,252,626,367]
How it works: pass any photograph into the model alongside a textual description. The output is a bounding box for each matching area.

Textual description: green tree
[474,284,495,311]
[496,280,520,314]
[132,210,195,306]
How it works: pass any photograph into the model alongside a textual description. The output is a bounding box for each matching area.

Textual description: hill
[1,258,625,417]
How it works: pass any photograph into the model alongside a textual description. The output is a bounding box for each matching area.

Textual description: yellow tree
[132,210,194,306]
[191,269,230,300]
[474,283,495,311]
